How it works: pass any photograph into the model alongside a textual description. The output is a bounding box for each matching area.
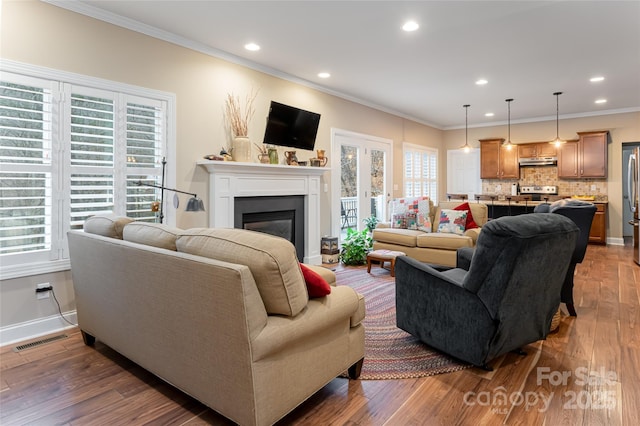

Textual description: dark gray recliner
[533,199,597,316]
[395,214,578,369]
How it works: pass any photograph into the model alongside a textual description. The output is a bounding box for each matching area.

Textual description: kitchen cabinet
[518,142,557,159]
[480,138,519,179]
[589,203,607,244]
[558,131,608,178]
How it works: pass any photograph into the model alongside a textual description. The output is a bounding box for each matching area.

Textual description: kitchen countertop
[446,196,608,207]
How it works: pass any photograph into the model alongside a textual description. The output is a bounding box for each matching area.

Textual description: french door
[331,129,392,241]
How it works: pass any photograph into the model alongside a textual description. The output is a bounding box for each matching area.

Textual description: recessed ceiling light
[402,21,419,32]
[590,76,605,82]
[244,43,260,51]
[595,99,607,104]
[485,112,495,117]
[318,72,331,79]
[476,79,488,85]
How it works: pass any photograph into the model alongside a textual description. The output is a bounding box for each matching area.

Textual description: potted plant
[340,228,373,266]
[363,215,379,234]
[225,89,258,162]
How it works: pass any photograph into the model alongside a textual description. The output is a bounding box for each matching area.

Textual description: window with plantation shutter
[403,143,438,201]
[0,64,173,279]
[0,76,55,263]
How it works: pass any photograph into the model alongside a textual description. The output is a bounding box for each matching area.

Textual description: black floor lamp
[135,157,205,223]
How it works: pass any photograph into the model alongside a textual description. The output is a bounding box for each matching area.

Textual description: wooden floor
[1,243,638,425]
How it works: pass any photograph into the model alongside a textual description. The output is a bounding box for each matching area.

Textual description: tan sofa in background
[372,200,488,267]
[68,215,365,426]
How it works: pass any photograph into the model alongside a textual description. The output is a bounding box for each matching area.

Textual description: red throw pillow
[299,263,331,298]
[454,202,478,230]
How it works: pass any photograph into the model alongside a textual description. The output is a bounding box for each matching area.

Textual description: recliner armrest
[456,247,475,271]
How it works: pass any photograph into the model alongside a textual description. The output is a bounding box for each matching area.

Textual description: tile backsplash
[482,166,608,201]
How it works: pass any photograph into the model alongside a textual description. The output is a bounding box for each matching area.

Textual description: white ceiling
[53,1,640,129]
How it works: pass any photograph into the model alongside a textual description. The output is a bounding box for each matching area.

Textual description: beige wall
[0,1,442,334]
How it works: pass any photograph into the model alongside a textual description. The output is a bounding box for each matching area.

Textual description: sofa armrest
[251,286,360,361]
[463,227,482,244]
[376,222,391,229]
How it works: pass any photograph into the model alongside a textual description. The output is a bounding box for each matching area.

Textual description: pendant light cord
[554,92,562,141]
[464,104,470,145]
[506,98,513,143]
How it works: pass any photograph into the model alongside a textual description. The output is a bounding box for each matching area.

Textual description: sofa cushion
[83,214,134,239]
[176,228,308,317]
[123,222,182,251]
[372,228,423,247]
[416,232,475,250]
[299,263,332,298]
[437,209,467,235]
[453,202,479,230]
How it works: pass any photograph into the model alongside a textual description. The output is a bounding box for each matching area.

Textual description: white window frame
[403,142,438,201]
[0,59,176,280]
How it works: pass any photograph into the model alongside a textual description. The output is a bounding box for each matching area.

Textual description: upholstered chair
[395,214,578,369]
[533,199,597,316]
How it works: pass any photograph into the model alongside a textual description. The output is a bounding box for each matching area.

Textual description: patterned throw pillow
[453,202,479,230]
[389,197,431,231]
[391,212,417,229]
[437,209,468,235]
[417,213,432,232]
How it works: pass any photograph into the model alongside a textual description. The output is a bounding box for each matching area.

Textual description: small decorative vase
[258,153,270,164]
[268,147,279,164]
[231,136,251,162]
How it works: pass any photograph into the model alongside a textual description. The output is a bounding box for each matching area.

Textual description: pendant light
[503,98,514,151]
[550,91,565,147]
[459,104,472,153]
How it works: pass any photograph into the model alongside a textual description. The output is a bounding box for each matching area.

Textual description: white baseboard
[607,237,625,246]
[0,311,78,347]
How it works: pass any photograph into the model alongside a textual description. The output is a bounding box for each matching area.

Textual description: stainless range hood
[519,157,557,166]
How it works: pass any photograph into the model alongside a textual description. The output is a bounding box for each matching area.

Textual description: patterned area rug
[335,264,470,380]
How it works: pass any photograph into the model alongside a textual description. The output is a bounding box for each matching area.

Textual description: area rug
[336,265,471,380]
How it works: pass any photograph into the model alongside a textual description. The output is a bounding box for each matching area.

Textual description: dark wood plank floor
[1,243,637,425]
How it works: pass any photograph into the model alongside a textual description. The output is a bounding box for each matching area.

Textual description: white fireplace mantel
[196,160,328,264]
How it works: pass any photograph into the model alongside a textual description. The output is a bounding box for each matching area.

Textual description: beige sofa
[68,215,365,426]
[372,201,488,267]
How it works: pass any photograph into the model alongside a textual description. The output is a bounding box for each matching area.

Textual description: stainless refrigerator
[628,147,640,265]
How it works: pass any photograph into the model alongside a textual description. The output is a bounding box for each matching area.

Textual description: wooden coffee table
[366,249,406,277]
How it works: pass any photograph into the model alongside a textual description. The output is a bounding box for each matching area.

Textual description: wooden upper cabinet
[579,131,608,178]
[480,138,519,179]
[558,131,608,179]
[518,143,557,158]
[518,144,538,158]
[537,143,557,157]
[500,144,519,178]
[557,141,579,178]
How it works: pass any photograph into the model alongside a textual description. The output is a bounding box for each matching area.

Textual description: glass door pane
[340,144,359,236]
[370,148,386,221]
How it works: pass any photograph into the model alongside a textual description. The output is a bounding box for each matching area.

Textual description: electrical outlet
[496,184,502,191]
[36,283,52,300]
[591,184,597,191]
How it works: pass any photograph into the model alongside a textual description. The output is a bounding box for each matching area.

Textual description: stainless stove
[519,185,558,201]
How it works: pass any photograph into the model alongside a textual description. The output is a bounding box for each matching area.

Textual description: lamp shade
[186,197,206,212]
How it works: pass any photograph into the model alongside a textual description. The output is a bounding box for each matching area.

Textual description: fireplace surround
[197,161,327,264]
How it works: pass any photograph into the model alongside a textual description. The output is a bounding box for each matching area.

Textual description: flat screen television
[263,101,321,151]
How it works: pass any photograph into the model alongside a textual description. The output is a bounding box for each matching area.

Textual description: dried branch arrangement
[225,89,258,137]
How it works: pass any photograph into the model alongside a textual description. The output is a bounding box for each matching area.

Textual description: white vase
[232,136,251,162]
